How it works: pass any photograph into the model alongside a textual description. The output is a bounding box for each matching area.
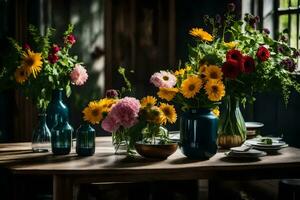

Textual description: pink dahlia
[150,71,177,88]
[70,64,88,86]
[101,97,141,132]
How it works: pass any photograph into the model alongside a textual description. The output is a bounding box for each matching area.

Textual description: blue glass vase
[180,109,218,160]
[51,121,73,155]
[32,113,51,152]
[46,89,69,130]
[76,123,96,156]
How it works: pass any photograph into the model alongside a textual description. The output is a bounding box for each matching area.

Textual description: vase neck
[52,89,63,101]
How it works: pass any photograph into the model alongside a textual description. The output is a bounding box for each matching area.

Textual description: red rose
[226,49,243,62]
[48,54,59,64]
[222,59,241,79]
[52,44,60,54]
[243,56,255,73]
[256,46,270,61]
[65,34,76,45]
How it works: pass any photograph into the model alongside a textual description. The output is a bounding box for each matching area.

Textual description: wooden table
[1,137,300,200]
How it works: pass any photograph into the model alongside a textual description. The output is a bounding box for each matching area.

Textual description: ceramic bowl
[135,142,178,159]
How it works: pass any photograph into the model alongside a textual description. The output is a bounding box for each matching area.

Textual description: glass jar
[218,96,247,148]
[32,113,51,152]
[76,123,96,156]
[51,121,73,155]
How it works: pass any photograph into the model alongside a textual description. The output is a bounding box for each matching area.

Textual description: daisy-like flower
[144,106,164,124]
[70,64,88,86]
[224,41,238,49]
[14,66,28,84]
[181,76,202,98]
[159,103,177,124]
[157,87,179,101]
[150,71,177,88]
[140,96,157,108]
[204,79,225,101]
[99,98,117,113]
[205,65,223,80]
[189,28,213,42]
[82,101,104,124]
[21,50,43,78]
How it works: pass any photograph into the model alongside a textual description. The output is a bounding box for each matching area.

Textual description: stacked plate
[244,137,288,151]
[225,148,267,158]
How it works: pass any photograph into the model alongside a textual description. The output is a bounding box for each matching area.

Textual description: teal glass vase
[32,113,51,152]
[51,121,73,155]
[76,123,96,156]
[46,89,69,130]
[180,108,218,160]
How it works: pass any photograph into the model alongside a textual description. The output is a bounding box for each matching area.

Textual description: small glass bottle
[76,123,96,156]
[32,113,51,152]
[51,120,73,155]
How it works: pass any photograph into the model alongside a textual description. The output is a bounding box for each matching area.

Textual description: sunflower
[157,87,179,101]
[181,76,202,98]
[204,79,225,101]
[140,96,157,108]
[159,103,177,124]
[82,101,104,124]
[21,50,43,78]
[189,28,213,42]
[14,66,28,84]
[224,41,238,49]
[205,65,223,80]
[99,98,117,113]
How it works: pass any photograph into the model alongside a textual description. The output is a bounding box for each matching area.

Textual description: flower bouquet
[6,24,88,111]
[4,24,88,152]
[190,3,300,148]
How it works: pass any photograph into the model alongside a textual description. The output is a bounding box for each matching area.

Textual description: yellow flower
[21,50,43,78]
[140,96,157,108]
[157,87,179,101]
[181,76,202,98]
[189,28,213,42]
[199,64,208,78]
[82,101,104,124]
[212,107,220,117]
[204,79,225,101]
[99,98,117,113]
[14,66,28,84]
[159,103,177,124]
[145,106,164,124]
[174,69,185,76]
[224,41,238,49]
[185,65,192,71]
[205,65,223,80]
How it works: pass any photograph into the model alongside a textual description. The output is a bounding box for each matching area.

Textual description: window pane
[279,15,289,32]
[280,0,289,8]
[291,0,299,7]
[290,14,298,48]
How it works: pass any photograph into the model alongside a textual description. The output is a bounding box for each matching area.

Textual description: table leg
[53,175,79,200]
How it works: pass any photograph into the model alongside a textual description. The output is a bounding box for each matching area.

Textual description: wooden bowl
[135,142,178,160]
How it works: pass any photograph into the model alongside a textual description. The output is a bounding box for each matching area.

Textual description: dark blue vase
[46,89,69,130]
[180,109,218,160]
[76,123,96,156]
[51,121,73,155]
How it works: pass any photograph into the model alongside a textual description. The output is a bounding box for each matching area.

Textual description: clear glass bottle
[51,120,73,155]
[32,113,51,152]
[76,123,96,156]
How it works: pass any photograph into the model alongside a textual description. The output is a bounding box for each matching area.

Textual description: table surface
[1,137,300,181]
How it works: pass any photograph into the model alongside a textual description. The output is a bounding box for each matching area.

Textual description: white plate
[225,149,267,158]
[245,122,264,129]
[245,139,286,147]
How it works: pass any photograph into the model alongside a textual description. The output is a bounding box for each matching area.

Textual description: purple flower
[150,71,177,88]
[23,43,31,50]
[293,49,300,58]
[281,58,297,72]
[106,89,118,98]
[277,45,285,54]
[227,3,236,12]
[52,44,60,54]
[48,54,59,64]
